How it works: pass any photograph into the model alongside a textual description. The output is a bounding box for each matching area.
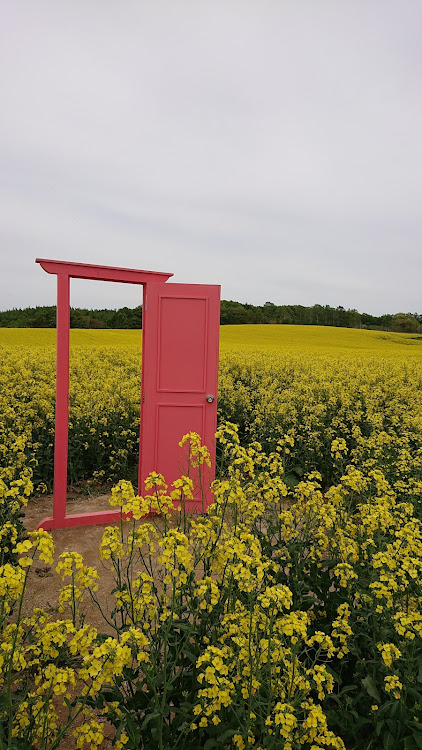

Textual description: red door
[139,282,220,511]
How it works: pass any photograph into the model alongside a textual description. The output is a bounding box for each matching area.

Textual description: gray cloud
[1,0,421,315]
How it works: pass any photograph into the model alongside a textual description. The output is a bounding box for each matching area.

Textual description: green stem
[6,555,32,747]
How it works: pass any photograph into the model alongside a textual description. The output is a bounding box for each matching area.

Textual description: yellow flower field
[1,323,422,354]
[1,325,422,500]
[2,325,422,749]
[2,426,422,749]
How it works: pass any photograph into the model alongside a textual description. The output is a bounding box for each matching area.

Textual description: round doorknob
[206,394,215,403]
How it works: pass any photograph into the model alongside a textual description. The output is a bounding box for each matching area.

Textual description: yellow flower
[377,642,401,667]
[233,735,245,750]
[384,674,403,699]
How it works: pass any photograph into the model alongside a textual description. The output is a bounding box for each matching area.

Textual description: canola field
[1,324,422,505]
[2,324,422,749]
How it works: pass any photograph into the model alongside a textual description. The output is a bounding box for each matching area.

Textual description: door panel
[139,282,220,511]
[155,403,204,476]
[157,296,207,392]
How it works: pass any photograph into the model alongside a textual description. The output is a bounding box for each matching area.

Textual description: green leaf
[141,712,161,731]
[125,714,141,745]
[217,729,237,743]
[376,720,386,737]
[362,675,381,702]
[407,686,422,702]
[384,732,396,750]
[339,683,358,695]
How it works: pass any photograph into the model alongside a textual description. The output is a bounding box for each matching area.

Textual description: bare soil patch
[24,493,169,628]
[22,493,163,748]
[24,493,118,630]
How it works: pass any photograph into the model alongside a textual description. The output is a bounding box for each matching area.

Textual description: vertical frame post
[138,284,148,494]
[53,273,70,527]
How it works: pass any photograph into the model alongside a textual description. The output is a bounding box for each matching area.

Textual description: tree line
[0,302,421,333]
[0,306,143,330]
[220,302,422,333]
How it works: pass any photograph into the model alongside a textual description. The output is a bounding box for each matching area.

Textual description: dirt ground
[23,493,150,748]
[24,493,120,630]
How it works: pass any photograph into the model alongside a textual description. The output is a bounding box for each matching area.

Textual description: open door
[139,282,220,511]
[34,258,220,529]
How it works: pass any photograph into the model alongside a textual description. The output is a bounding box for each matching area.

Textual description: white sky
[1,0,421,315]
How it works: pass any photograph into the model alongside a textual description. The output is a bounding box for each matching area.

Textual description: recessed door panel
[155,404,204,482]
[158,297,207,392]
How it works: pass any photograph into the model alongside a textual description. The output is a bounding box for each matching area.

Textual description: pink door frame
[35,259,221,530]
[35,258,177,529]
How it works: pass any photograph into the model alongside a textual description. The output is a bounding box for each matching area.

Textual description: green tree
[391,313,421,333]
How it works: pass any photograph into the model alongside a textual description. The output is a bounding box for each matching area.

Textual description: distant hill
[0,302,421,333]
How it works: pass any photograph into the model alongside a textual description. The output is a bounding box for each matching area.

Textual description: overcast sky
[1,0,421,315]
